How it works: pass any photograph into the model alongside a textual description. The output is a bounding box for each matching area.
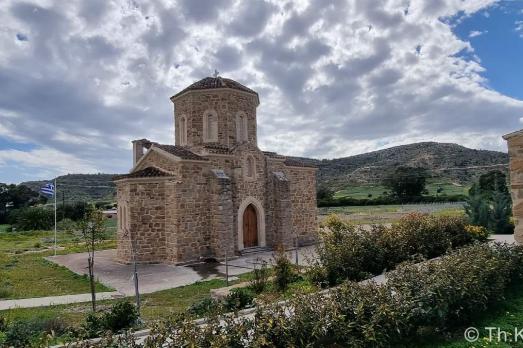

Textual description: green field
[0,220,116,300]
[334,180,470,199]
[319,203,466,225]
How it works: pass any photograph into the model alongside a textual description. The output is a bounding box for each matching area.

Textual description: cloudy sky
[0,0,523,183]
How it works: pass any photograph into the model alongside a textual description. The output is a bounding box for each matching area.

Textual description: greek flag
[40,183,55,196]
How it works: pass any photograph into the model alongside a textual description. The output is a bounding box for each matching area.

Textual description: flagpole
[54,178,57,256]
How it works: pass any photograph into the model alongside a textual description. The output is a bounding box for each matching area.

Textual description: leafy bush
[86,243,523,348]
[2,317,69,347]
[312,213,474,286]
[187,297,221,317]
[250,260,270,294]
[464,224,490,241]
[57,218,77,234]
[224,288,255,311]
[82,300,138,337]
[7,207,54,231]
[56,201,89,221]
[103,301,139,332]
[273,246,297,292]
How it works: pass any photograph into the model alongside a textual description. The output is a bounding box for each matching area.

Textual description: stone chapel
[114,76,318,264]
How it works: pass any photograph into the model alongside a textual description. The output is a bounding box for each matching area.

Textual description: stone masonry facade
[114,77,318,264]
[504,130,523,244]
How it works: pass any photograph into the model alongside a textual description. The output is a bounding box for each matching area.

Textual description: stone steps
[239,246,272,255]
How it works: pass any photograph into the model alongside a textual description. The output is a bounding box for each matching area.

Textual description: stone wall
[169,161,212,262]
[209,170,235,258]
[287,167,318,245]
[173,90,258,149]
[504,133,523,243]
[116,183,131,262]
[116,179,169,263]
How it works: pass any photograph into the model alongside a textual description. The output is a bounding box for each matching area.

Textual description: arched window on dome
[236,111,248,142]
[203,109,218,142]
[179,115,187,145]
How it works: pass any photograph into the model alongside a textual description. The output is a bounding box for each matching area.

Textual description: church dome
[171,76,258,99]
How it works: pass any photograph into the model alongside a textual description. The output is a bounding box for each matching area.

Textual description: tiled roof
[113,167,171,181]
[284,158,317,168]
[171,77,258,99]
[263,151,285,159]
[155,145,208,161]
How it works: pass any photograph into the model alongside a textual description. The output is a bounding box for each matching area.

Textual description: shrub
[314,213,474,286]
[224,288,255,311]
[103,301,139,332]
[315,215,386,285]
[273,246,297,292]
[187,297,221,317]
[250,260,270,294]
[82,301,138,337]
[88,243,523,348]
[57,218,77,234]
[464,224,490,241]
[7,207,54,231]
[2,317,68,347]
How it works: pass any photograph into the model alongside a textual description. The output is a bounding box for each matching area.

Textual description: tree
[0,184,46,224]
[465,171,512,234]
[465,192,490,228]
[470,170,509,197]
[383,167,428,201]
[317,185,335,201]
[77,207,106,311]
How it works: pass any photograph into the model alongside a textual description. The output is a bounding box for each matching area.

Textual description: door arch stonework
[237,197,266,250]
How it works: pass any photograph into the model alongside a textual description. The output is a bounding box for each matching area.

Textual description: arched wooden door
[243,204,258,248]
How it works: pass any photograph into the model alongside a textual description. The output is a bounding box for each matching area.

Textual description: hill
[22,174,116,203]
[19,142,508,202]
[304,142,508,190]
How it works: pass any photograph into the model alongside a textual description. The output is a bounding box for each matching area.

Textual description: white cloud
[516,20,523,37]
[0,147,98,179]
[0,0,521,183]
[469,30,487,37]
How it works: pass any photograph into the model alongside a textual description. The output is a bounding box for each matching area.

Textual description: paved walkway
[46,246,317,295]
[0,292,123,311]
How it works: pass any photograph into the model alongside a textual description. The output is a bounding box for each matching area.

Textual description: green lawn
[334,180,470,199]
[0,221,116,300]
[0,277,249,330]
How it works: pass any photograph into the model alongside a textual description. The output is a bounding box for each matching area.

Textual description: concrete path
[0,292,123,311]
[490,234,515,244]
[0,246,317,311]
[45,247,317,296]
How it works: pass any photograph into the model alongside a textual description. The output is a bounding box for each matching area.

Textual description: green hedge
[318,194,467,207]
[81,243,523,347]
[310,213,482,286]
